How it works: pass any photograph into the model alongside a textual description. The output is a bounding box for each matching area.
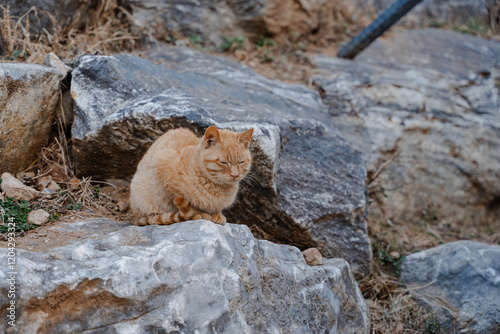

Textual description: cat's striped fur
[130,126,253,226]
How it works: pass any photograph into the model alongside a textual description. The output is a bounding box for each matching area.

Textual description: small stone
[37,176,61,192]
[16,171,35,180]
[117,199,130,212]
[1,172,39,201]
[28,209,50,226]
[37,175,52,189]
[389,251,401,259]
[48,180,61,192]
[302,248,324,266]
[44,53,72,78]
[41,188,57,198]
[70,178,81,188]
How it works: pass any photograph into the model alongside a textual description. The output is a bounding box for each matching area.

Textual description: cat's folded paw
[211,213,226,225]
[192,213,211,220]
[135,217,149,226]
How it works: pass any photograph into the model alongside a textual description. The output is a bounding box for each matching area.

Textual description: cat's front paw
[211,213,226,225]
[192,213,211,220]
[135,217,149,226]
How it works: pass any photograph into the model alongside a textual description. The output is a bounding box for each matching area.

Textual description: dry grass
[24,139,122,221]
[360,263,440,334]
[0,0,146,64]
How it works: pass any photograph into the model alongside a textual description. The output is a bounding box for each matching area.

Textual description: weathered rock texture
[312,29,500,223]
[0,64,60,174]
[356,28,500,79]
[71,46,372,274]
[349,0,491,27]
[0,219,370,333]
[128,0,321,45]
[401,241,500,334]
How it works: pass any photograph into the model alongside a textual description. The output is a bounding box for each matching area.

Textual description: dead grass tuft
[0,1,148,63]
[360,259,440,333]
[31,140,120,215]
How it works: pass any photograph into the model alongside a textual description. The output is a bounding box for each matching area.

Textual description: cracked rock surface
[0,219,370,333]
[312,29,500,223]
[401,241,500,334]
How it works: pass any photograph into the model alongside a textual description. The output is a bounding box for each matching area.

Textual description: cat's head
[199,126,253,185]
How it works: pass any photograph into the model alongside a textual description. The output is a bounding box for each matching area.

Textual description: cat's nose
[230,173,239,180]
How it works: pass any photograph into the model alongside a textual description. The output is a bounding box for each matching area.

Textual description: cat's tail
[134,196,211,226]
[135,212,183,226]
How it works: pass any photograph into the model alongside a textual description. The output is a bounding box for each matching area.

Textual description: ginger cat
[130,126,253,226]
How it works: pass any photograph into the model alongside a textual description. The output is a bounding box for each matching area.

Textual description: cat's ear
[204,126,221,148]
[238,128,253,149]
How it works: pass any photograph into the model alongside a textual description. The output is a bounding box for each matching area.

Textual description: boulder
[311,30,500,223]
[128,0,322,45]
[70,46,372,274]
[0,63,60,174]
[0,219,370,333]
[401,241,500,333]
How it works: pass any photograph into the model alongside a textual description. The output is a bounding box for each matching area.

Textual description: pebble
[302,248,324,266]
[117,199,130,212]
[1,172,39,201]
[28,209,50,226]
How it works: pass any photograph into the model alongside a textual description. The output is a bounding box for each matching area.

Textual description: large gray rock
[401,241,500,334]
[312,30,500,223]
[0,63,60,174]
[128,0,321,45]
[71,46,372,275]
[0,219,370,333]
[348,0,490,27]
[356,29,500,79]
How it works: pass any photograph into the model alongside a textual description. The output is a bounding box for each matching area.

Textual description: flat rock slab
[312,35,500,223]
[0,220,370,333]
[0,63,60,174]
[401,241,500,334]
[346,0,490,28]
[71,46,372,274]
[356,28,500,79]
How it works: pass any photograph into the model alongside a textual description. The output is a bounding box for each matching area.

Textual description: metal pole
[338,0,424,59]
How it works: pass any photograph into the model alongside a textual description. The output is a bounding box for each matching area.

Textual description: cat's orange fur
[130,126,253,226]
